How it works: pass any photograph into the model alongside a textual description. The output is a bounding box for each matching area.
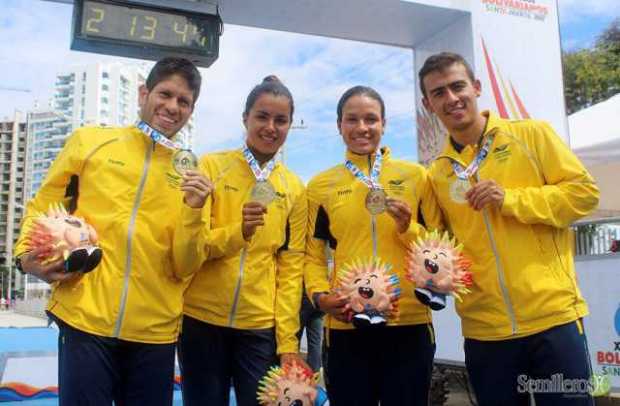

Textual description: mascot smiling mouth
[289,401,303,406]
[358,287,374,299]
[424,259,439,274]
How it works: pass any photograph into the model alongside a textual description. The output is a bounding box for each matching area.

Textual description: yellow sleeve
[274,183,307,354]
[172,159,247,279]
[500,121,599,228]
[14,131,84,257]
[303,179,331,300]
[396,167,444,246]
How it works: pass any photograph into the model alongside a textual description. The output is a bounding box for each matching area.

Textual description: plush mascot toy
[26,203,102,273]
[336,258,400,328]
[405,230,472,310]
[257,360,329,406]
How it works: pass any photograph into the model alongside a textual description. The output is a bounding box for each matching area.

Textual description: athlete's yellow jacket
[14,126,196,343]
[304,147,442,330]
[428,111,599,340]
[179,149,306,355]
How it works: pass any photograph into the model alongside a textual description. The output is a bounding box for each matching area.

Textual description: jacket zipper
[368,154,378,259]
[475,172,518,335]
[228,247,248,326]
[113,143,153,337]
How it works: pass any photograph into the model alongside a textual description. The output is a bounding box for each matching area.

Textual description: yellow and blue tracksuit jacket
[14,126,195,344]
[304,146,443,331]
[177,149,307,355]
[428,111,599,340]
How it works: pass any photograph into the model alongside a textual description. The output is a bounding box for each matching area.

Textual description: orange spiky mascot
[26,203,102,273]
[257,360,329,406]
[405,230,472,311]
[336,258,401,329]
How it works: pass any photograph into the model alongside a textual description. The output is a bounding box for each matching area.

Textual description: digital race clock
[71,0,222,67]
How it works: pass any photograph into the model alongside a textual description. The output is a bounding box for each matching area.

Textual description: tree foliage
[563,18,620,114]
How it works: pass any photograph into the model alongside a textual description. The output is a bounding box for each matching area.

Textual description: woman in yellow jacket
[304,86,442,406]
[177,76,307,406]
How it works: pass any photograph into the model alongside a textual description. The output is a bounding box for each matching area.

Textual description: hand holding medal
[385,198,412,233]
[136,121,210,208]
[180,170,213,209]
[242,201,267,241]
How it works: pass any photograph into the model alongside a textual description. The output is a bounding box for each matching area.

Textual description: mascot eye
[64,218,83,228]
[369,274,378,279]
[422,249,430,254]
[438,252,447,258]
[354,278,361,284]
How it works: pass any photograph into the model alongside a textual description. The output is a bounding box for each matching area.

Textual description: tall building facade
[54,62,195,148]
[55,62,146,130]
[26,111,71,198]
[0,112,28,299]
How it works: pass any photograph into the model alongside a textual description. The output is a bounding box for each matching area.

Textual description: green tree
[563,18,620,114]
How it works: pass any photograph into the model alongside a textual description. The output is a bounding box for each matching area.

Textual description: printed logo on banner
[615,305,620,336]
[481,0,549,22]
[593,304,620,387]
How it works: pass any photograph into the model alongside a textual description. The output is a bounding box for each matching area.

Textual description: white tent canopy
[570,93,620,166]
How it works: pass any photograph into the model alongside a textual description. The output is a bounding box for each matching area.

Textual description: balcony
[572,217,620,256]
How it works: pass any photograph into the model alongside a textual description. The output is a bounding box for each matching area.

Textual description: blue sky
[0,0,618,181]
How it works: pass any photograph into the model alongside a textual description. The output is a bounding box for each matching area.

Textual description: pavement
[0,310,47,328]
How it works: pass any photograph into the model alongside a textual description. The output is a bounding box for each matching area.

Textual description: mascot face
[28,203,98,262]
[351,271,384,308]
[42,210,92,248]
[257,361,317,406]
[337,259,399,315]
[416,245,456,279]
[273,381,313,406]
[406,230,472,295]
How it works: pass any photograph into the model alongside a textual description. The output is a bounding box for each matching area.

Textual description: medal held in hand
[251,180,277,206]
[365,188,387,215]
[172,149,198,175]
[243,145,278,206]
[345,150,386,215]
[136,121,198,177]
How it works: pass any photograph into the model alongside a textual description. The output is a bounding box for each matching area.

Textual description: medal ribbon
[344,150,383,189]
[242,145,277,182]
[449,136,493,180]
[136,120,185,151]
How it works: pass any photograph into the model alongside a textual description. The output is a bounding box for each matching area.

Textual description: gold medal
[365,188,387,215]
[250,180,276,206]
[449,178,470,204]
[172,149,198,175]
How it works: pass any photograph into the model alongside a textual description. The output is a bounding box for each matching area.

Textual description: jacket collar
[437,111,501,163]
[344,146,391,171]
[234,147,282,173]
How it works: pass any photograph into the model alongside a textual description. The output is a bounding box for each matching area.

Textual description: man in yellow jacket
[13,58,212,406]
[420,52,599,406]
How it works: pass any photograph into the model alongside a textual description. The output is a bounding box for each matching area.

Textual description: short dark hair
[244,75,294,120]
[418,52,475,97]
[145,57,202,104]
[337,86,385,123]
